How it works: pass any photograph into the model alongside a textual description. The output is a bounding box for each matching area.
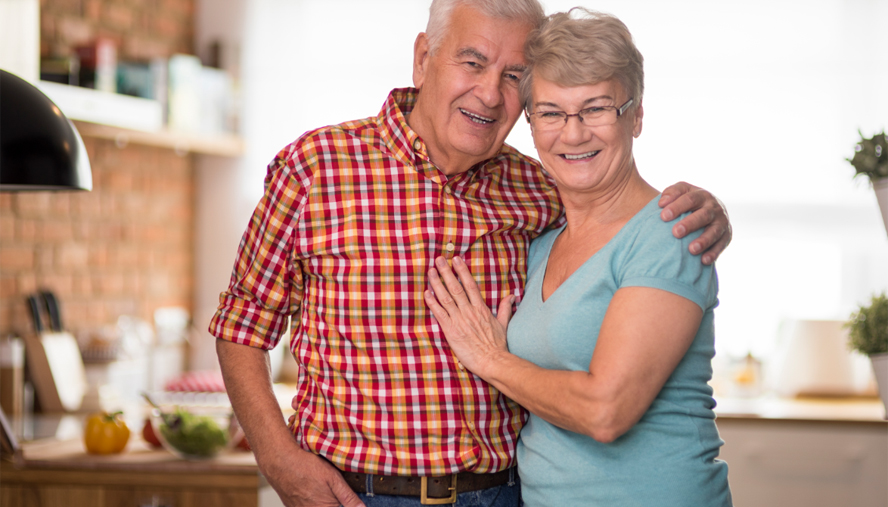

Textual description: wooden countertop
[6,434,259,475]
[714,394,887,424]
[22,436,256,472]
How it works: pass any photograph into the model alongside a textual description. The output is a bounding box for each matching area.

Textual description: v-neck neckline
[537,195,660,304]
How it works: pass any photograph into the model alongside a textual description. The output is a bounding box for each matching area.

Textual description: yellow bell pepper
[84,411,131,454]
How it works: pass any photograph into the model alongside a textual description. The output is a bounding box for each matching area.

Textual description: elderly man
[210,1,731,506]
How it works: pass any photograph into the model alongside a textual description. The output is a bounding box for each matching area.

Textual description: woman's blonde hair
[520,8,644,111]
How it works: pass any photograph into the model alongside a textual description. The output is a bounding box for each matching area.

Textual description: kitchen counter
[3,392,884,507]
[1,413,281,507]
[714,394,887,423]
[713,395,887,507]
[9,433,258,473]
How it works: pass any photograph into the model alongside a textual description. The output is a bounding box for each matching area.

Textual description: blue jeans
[351,471,520,507]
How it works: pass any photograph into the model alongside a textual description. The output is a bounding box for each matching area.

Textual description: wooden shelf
[73,120,245,158]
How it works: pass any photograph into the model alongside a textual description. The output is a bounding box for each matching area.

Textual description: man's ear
[412,32,430,90]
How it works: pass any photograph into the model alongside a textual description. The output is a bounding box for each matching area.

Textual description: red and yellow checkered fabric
[210,88,562,476]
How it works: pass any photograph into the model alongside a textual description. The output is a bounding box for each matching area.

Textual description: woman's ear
[412,32,431,90]
[632,100,644,138]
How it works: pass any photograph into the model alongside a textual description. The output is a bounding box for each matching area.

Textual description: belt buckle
[420,475,457,505]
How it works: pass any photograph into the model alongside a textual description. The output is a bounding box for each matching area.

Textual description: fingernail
[662,209,674,221]
[675,224,687,237]
[454,256,463,266]
[690,243,701,254]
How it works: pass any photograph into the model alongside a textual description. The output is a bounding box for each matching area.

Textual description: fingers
[671,205,716,240]
[697,224,732,265]
[434,256,470,305]
[660,188,706,223]
[451,256,488,308]
[671,205,732,264]
[658,181,699,211]
[495,295,515,329]
[658,183,732,264]
[424,286,451,329]
[331,478,365,507]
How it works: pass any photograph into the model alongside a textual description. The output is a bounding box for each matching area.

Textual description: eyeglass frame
[524,98,635,129]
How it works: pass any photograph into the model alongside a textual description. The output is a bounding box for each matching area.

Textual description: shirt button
[413,139,421,151]
[445,242,455,252]
[444,186,452,194]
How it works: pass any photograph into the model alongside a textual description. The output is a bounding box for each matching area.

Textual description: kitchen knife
[40,291,62,332]
[26,295,44,333]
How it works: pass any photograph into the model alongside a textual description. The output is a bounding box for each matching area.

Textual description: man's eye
[504,73,520,82]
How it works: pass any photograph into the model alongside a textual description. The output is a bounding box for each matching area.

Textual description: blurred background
[1,1,886,506]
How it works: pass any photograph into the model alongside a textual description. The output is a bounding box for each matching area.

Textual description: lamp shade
[0,69,92,191]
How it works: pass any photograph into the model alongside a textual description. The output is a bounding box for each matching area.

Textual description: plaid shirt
[210,88,563,476]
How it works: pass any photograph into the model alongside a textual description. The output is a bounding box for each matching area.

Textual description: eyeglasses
[525,98,634,130]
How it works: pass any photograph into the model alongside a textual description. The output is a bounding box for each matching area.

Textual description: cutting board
[24,331,86,413]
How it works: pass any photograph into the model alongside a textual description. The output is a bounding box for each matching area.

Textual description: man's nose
[474,71,504,109]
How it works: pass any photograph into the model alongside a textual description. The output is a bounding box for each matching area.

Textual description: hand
[659,182,732,265]
[424,256,514,377]
[260,443,365,507]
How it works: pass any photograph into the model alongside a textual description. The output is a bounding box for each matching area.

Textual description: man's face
[409,5,533,175]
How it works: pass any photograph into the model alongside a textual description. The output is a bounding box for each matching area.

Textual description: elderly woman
[424,9,732,506]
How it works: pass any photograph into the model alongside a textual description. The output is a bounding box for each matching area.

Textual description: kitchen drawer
[716,418,888,507]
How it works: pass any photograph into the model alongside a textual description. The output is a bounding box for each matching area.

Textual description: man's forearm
[216,340,297,466]
[216,339,364,507]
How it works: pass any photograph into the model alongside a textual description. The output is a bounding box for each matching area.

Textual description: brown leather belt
[341,467,514,505]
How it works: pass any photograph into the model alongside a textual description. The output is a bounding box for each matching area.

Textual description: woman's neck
[558,165,659,239]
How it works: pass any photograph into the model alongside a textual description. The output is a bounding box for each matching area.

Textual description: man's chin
[453,135,505,161]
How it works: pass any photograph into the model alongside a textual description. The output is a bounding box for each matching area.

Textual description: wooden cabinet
[0,464,262,507]
[0,436,282,507]
[0,463,268,507]
[715,397,888,507]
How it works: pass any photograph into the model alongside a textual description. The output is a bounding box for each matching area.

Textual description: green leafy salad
[159,408,229,457]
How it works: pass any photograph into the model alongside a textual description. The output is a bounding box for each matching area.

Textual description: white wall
[193,0,888,373]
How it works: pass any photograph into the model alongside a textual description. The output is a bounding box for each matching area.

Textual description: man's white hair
[425,0,546,53]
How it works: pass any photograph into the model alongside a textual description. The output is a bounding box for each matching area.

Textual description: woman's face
[529,77,642,197]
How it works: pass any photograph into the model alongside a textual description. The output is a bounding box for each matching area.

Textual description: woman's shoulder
[625,196,704,249]
[617,196,718,308]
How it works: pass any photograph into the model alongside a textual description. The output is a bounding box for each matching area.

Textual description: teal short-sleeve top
[509,196,732,506]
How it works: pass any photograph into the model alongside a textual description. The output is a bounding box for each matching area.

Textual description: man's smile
[460,108,496,125]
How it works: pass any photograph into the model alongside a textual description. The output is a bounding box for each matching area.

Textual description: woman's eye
[540,111,564,118]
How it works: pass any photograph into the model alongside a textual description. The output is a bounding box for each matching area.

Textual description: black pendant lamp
[0,69,92,191]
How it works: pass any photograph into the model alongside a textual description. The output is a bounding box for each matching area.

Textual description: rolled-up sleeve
[209,146,311,350]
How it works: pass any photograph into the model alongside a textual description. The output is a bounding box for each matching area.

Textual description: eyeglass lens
[532,108,617,130]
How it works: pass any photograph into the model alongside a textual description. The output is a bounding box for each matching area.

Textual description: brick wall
[0,0,196,338]
[39,0,194,61]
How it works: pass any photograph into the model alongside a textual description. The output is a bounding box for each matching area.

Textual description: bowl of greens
[149,406,242,460]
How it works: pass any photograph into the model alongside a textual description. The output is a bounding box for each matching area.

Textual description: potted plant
[846,292,888,416]
[847,130,888,236]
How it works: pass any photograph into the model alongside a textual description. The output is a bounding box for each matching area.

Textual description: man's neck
[404,113,484,177]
